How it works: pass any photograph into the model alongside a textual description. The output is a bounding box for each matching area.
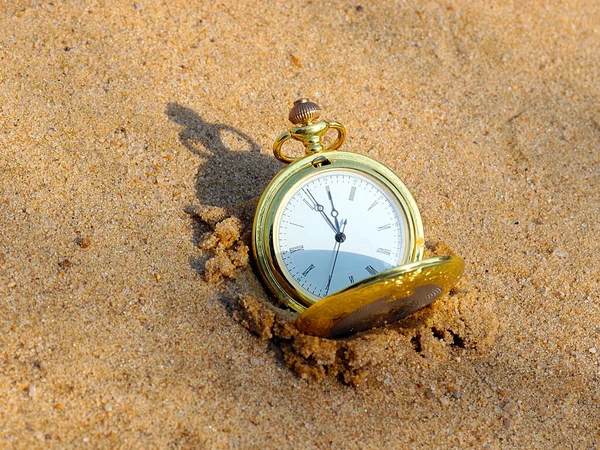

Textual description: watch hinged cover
[295,256,465,338]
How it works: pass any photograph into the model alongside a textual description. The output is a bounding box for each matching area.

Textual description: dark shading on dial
[328,284,443,338]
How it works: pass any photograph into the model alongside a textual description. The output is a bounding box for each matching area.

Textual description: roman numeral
[348,275,355,284]
[302,264,315,277]
[365,265,378,275]
[377,224,391,231]
[368,200,378,211]
[349,186,356,201]
[377,248,391,256]
[289,245,304,253]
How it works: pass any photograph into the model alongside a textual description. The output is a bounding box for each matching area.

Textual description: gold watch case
[251,98,464,337]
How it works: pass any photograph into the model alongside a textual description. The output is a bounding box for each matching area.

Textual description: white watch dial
[275,169,409,301]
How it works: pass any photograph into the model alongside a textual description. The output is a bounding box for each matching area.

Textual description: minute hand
[326,186,341,232]
[304,189,338,234]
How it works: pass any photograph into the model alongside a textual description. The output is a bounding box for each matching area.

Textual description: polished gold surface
[252,151,425,312]
[253,98,463,337]
[273,99,346,164]
[295,256,465,338]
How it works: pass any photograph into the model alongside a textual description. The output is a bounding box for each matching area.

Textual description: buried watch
[252,99,464,338]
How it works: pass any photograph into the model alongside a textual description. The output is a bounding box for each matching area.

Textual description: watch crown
[288,98,322,125]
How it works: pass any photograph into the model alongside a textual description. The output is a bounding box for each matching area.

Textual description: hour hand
[303,189,338,234]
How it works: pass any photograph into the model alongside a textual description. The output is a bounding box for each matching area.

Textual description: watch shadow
[165,102,283,277]
[165,103,283,209]
[166,104,296,371]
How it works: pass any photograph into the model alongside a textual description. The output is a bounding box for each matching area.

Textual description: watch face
[274,168,410,301]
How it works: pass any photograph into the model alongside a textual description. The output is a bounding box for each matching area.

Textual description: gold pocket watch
[252,99,464,338]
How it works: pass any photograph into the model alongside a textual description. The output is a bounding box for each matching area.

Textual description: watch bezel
[252,151,424,312]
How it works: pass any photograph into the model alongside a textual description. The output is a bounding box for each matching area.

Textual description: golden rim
[252,151,425,312]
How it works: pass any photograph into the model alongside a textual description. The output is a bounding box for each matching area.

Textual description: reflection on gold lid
[295,256,464,338]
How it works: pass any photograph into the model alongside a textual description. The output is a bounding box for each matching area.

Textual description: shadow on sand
[165,103,282,208]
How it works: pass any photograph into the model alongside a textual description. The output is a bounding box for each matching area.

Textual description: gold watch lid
[295,256,465,338]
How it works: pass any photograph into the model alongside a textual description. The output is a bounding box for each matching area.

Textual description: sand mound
[188,204,498,386]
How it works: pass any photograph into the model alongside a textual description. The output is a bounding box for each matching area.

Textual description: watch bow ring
[273,98,347,164]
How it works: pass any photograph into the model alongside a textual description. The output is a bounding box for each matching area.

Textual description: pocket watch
[252,99,464,338]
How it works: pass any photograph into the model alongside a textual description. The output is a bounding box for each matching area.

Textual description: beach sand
[1,0,599,447]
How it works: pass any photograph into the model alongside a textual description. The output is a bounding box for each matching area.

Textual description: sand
[1,0,599,448]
